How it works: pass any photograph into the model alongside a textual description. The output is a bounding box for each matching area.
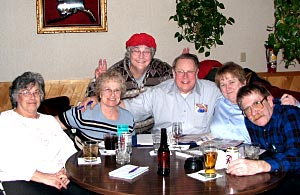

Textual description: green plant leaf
[216,40,223,45]
[205,51,211,57]
[170,0,234,57]
[199,47,204,53]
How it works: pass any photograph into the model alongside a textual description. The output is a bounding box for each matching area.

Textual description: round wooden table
[66,147,285,195]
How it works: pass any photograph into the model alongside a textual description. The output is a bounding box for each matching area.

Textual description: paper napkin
[109,165,149,180]
[77,157,101,165]
[215,150,227,170]
[149,150,158,156]
[175,151,193,159]
[169,145,190,151]
[99,149,116,156]
[187,170,223,182]
[149,150,173,156]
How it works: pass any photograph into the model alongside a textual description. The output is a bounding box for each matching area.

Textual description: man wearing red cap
[85,33,173,134]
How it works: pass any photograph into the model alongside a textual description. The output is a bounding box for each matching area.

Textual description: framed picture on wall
[36,0,107,34]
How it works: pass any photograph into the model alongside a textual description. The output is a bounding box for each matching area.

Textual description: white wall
[1,0,299,81]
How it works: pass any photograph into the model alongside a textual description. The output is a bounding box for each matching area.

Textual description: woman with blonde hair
[56,70,135,150]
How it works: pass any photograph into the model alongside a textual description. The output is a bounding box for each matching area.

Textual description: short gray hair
[9,72,45,108]
[95,70,127,98]
[172,53,200,70]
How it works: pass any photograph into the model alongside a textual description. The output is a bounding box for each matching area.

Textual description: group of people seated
[1,32,300,195]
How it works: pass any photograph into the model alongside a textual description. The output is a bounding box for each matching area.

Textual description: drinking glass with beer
[83,141,99,162]
[203,144,218,178]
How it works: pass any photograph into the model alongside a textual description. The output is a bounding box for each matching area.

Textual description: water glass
[152,134,161,153]
[244,144,260,160]
[172,122,183,145]
[115,142,130,165]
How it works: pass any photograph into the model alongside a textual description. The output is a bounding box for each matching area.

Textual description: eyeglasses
[102,88,121,95]
[131,48,152,57]
[242,97,266,117]
[19,90,41,97]
[175,70,196,77]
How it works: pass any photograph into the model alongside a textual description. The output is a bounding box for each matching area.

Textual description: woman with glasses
[85,33,173,134]
[209,62,298,144]
[56,70,135,150]
[0,72,96,195]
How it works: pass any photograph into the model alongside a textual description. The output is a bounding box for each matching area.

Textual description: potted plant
[169,0,235,57]
[266,0,300,68]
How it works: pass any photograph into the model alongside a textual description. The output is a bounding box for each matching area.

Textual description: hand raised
[95,58,107,78]
[182,47,190,54]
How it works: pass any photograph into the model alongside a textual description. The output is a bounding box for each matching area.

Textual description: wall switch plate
[240,52,246,62]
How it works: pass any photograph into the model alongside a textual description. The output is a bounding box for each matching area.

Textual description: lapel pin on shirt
[195,103,208,113]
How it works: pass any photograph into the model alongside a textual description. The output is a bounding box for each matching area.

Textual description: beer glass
[83,141,99,162]
[203,144,218,178]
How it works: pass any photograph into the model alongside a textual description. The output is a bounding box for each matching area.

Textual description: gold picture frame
[36,0,107,34]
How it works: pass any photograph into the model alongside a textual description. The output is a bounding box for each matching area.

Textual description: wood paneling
[0,79,91,112]
[257,71,300,92]
[0,82,12,112]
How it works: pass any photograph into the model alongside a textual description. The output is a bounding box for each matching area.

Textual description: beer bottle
[157,128,170,176]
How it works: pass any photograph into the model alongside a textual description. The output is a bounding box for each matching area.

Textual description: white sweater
[0,110,76,181]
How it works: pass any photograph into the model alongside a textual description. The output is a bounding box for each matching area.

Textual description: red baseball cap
[125,33,156,49]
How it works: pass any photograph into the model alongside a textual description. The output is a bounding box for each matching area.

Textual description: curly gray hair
[9,72,45,108]
[95,70,127,98]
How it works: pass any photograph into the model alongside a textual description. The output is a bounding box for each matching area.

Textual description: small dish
[184,156,204,174]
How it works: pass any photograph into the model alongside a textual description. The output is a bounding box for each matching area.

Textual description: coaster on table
[187,169,222,182]
[78,157,101,165]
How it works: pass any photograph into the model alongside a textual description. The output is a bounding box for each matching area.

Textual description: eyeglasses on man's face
[131,48,152,57]
[19,90,41,97]
[242,97,267,117]
[102,88,121,95]
[175,69,196,77]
